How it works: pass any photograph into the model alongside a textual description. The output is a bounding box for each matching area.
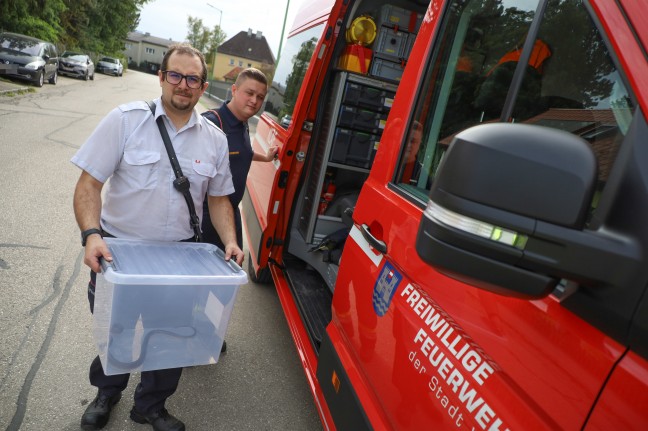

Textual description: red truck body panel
[243,0,648,429]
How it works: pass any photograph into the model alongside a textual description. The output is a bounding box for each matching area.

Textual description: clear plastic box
[93,238,248,375]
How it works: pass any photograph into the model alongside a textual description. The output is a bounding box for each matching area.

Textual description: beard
[169,90,194,111]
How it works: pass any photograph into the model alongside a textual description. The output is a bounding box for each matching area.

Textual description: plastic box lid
[101,238,248,286]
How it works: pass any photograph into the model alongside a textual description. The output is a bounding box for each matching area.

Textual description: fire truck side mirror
[416,123,640,299]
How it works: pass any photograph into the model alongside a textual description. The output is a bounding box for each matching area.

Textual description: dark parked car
[0,32,58,87]
[96,56,123,76]
[58,51,94,81]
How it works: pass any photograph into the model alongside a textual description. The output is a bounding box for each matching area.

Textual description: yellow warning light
[346,15,377,46]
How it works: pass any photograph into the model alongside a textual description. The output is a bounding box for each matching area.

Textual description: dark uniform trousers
[87,270,182,414]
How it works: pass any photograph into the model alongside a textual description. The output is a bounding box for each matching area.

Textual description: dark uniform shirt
[200,102,254,248]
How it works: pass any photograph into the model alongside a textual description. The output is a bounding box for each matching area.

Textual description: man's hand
[224,242,244,266]
[84,234,112,273]
[266,145,279,162]
[253,145,279,163]
[74,170,107,272]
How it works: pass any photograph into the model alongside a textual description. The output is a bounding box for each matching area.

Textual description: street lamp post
[275,0,291,69]
[206,3,223,98]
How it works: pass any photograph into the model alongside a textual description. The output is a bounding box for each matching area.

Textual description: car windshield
[62,52,86,61]
[0,36,41,56]
[101,57,117,64]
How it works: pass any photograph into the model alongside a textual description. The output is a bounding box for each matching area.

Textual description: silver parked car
[96,56,123,76]
[58,51,94,81]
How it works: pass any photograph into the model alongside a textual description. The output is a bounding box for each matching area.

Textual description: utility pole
[275,0,291,71]
[207,3,223,97]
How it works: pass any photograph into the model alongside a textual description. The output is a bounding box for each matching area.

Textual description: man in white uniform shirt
[72,43,243,431]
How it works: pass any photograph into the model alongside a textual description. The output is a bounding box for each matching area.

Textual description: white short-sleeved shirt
[71,98,234,241]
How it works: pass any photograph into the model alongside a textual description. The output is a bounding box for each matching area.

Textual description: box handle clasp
[212,247,242,273]
[99,257,117,273]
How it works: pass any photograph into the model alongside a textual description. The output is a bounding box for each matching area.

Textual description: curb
[0,78,29,95]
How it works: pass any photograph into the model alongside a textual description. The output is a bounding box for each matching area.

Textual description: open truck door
[243,0,348,282]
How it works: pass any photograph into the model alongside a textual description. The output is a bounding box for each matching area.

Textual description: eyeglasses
[162,70,204,89]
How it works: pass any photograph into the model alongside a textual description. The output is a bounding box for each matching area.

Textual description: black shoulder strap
[146,100,202,242]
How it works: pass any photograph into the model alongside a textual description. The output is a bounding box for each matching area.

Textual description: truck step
[283,254,333,352]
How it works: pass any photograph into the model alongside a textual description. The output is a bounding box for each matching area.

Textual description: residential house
[124,31,180,73]
[214,29,275,81]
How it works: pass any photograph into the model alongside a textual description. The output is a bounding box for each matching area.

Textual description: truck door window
[396,0,635,206]
[265,24,325,128]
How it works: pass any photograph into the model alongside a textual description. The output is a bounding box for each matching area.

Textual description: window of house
[145,47,155,54]
[229,58,234,65]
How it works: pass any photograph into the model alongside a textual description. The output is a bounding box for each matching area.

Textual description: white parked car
[96,56,123,76]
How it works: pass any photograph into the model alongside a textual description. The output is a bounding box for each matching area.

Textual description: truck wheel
[247,252,272,284]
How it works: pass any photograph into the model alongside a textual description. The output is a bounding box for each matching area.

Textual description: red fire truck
[243,0,648,429]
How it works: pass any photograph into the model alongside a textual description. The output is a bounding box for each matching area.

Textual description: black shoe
[80,392,121,430]
[221,340,227,353]
[130,407,185,431]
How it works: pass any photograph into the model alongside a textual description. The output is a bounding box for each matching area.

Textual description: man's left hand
[266,145,279,161]
[224,243,244,266]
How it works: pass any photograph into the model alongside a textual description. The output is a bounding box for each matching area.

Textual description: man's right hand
[224,243,244,266]
[84,235,112,273]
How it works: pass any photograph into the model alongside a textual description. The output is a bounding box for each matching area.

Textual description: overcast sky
[137,0,303,58]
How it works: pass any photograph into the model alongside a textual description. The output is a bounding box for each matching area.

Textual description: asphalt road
[0,71,322,431]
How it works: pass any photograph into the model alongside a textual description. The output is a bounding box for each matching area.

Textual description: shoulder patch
[120,100,150,113]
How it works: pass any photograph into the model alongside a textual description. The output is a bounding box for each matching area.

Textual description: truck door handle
[360,224,387,254]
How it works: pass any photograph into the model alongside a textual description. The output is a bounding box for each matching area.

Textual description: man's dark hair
[161,43,208,82]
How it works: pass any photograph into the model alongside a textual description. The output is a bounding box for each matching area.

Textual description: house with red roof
[214,28,275,81]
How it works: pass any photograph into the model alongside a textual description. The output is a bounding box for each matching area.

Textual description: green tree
[207,24,226,65]
[58,0,95,51]
[186,17,211,53]
[1,0,149,58]
[186,16,225,65]
[0,0,66,42]
[85,0,149,55]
